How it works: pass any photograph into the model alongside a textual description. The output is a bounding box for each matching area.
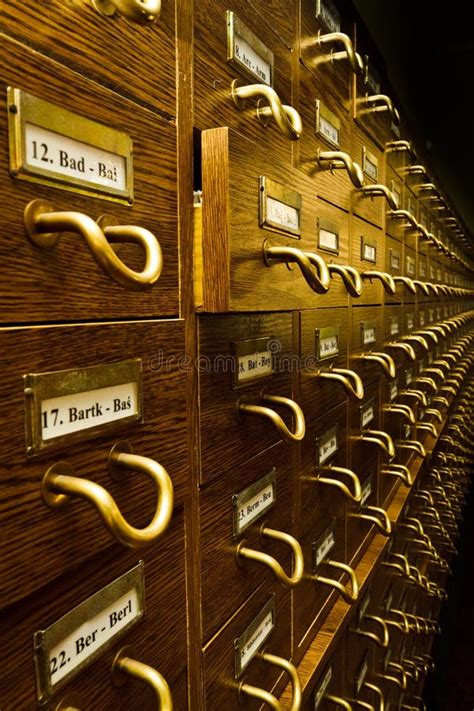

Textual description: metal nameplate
[360,398,375,428]
[259,176,301,238]
[405,368,412,385]
[24,359,143,457]
[402,423,411,439]
[34,563,145,705]
[366,60,381,94]
[390,379,398,402]
[8,88,133,203]
[227,11,273,85]
[384,645,392,673]
[361,475,372,505]
[362,146,378,180]
[419,310,426,326]
[358,590,370,624]
[428,308,435,323]
[314,664,333,710]
[315,0,341,33]
[436,306,442,319]
[437,268,442,281]
[391,120,401,137]
[232,468,276,537]
[430,265,436,280]
[234,596,275,678]
[318,217,340,254]
[406,313,414,331]
[406,255,415,276]
[315,326,340,361]
[389,316,400,336]
[390,180,402,208]
[361,236,377,263]
[419,260,426,277]
[384,586,394,614]
[361,319,377,346]
[316,425,339,467]
[389,248,401,271]
[231,336,276,388]
[315,99,341,148]
[313,520,336,570]
[420,207,428,228]
[355,651,369,696]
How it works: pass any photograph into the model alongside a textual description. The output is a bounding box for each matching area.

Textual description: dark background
[353,0,474,250]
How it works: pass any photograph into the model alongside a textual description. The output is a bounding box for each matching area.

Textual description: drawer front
[384,304,407,362]
[350,305,387,385]
[354,51,398,151]
[1,511,187,709]
[204,585,292,710]
[404,245,417,304]
[385,168,405,241]
[345,624,375,708]
[385,236,404,304]
[200,442,294,641]
[199,127,345,311]
[351,217,384,305]
[299,307,350,422]
[301,649,347,711]
[0,320,187,606]
[1,36,178,323]
[350,129,385,227]
[198,312,296,484]
[316,200,351,307]
[1,1,176,117]
[195,0,296,165]
[298,66,354,211]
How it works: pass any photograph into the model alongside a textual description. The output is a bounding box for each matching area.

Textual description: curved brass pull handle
[378,674,404,690]
[92,0,161,21]
[361,271,396,295]
[42,442,173,547]
[325,696,354,711]
[382,463,414,487]
[111,648,172,709]
[389,209,419,230]
[385,342,416,361]
[328,264,363,297]
[402,335,429,351]
[386,663,408,691]
[359,184,398,209]
[388,554,410,576]
[357,615,390,648]
[413,377,437,392]
[316,31,364,74]
[237,393,305,443]
[416,422,437,437]
[24,200,163,289]
[388,609,411,633]
[358,352,396,379]
[360,94,400,124]
[316,149,365,188]
[384,404,415,424]
[386,139,413,153]
[415,329,439,345]
[363,684,385,711]
[236,526,304,586]
[239,652,301,711]
[263,243,330,293]
[413,280,430,296]
[356,506,392,536]
[399,389,428,406]
[392,276,416,294]
[313,367,365,400]
[316,465,362,503]
[357,430,395,458]
[396,440,426,457]
[310,560,360,603]
[422,366,446,379]
[354,702,376,711]
[232,80,302,140]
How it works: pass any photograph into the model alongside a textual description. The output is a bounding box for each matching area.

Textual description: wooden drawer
[297,65,355,211]
[384,236,405,304]
[245,0,296,46]
[385,168,405,241]
[350,305,388,385]
[203,585,294,710]
[199,442,295,642]
[404,244,417,304]
[344,621,376,708]
[350,128,385,228]
[299,0,355,112]
[194,0,297,165]
[0,320,187,607]
[351,217,384,305]
[198,313,298,485]
[299,307,351,422]
[384,303,412,367]
[198,127,347,312]
[300,649,347,711]
[0,36,178,323]
[1,1,176,117]
[0,510,187,709]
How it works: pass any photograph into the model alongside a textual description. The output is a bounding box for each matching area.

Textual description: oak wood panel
[404,188,419,252]
[0,36,178,323]
[0,510,187,709]
[0,320,187,607]
[350,217,384,305]
[350,304,388,385]
[246,0,297,47]
[404,244,417,304]
[297,65,354,211]
[385,166,405,241]
[199,442,294,641]
[203,584,292,711]
[200,127,352,311]
[194,0,296,166]
[344,620,374,704]
[383,304,408,363]
[379,372,404,508]
[299,649,347,711]
[1,0,176,118]
[350,128,385,228]
[384,235,405,305]
[197,312,295,484]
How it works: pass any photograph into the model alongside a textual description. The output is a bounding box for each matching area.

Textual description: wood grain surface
[350,128,385,228]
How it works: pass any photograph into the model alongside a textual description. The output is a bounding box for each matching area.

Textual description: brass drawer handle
[384,404,415,424]
[415,329,439,344]
[401,335,429,351]
[316,149,364,188]
[315,31,364,74]
[325,696,353,710]
[111,647,172,709]
[356,430,395,458]
[392,276,416,294]
[358,184,398,210]
[310,560,360,603]
[315,465,362,503]
[396,439,426,457]
[92,0,161,22]
[356,615,389,648]
[263,243,331,293]
[413,280,430,295]
[236,526,304,587]
[398,389,428,406]
[389,209,419,230]
[24,200,163,289]
[385,341,416,361]
[361,271,396,295]
[231,80,302,140]
[381,463,414,487]
[412,376,437,392]
[386,609,410,634]
[328,264,362,297]
[42,441,173,547]
[363,684,385,711]
[386,663,408,691]
[239,653,301,710]
[312,367,364,400]
[354,506,392,536]
[359,94,400,124]
[416,422,437,437]
[357,352,396,379]
[237,393,306,442]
